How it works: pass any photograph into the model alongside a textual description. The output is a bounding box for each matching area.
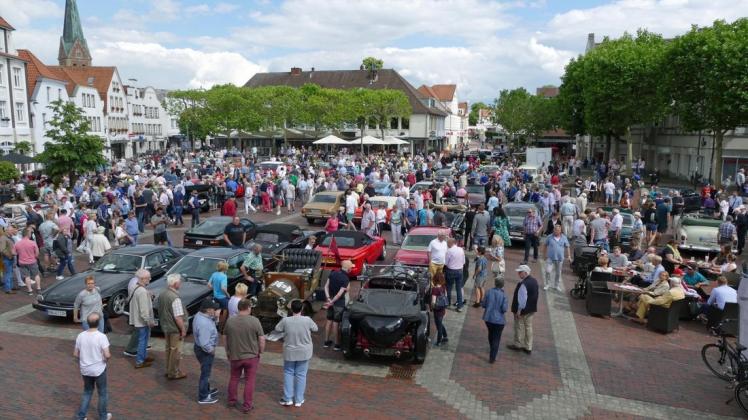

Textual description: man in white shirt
[345,191,358,231]
[427,231,449,280]
[444,237,466,312]
[74,313,111,420]
[604,180,616,205]
[560,199,577,238]
[609,209,623,248]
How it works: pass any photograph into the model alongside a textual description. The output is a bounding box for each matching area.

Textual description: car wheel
[306,217,315,225]
[107,290,128,317]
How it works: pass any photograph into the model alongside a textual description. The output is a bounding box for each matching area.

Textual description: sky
[3,0,747,104]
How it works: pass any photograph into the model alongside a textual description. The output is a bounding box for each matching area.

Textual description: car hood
[395,249,428,266]
[148,279,212,311]
[42,271,135,304]
[680,225,718,245]
[507,216,525,229]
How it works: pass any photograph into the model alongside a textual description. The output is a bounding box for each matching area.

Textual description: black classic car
[148,247,251,331]
[183,216,258,248]
[252,248,325,332]
[243,223,325,270]
[184,184,211,212]
[33,245,187,318]
[341,265,430,363]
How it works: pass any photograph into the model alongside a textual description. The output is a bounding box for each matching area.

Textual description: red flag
[329,236,342,266]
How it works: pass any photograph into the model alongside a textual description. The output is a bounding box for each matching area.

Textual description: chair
[705,301,740,333]
[647,300,686,334]
[586,275,613,317]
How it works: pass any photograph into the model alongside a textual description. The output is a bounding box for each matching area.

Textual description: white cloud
[93,42,265,89]
[0,0,62,26]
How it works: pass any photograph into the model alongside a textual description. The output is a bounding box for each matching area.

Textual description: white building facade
[0,19,31,154]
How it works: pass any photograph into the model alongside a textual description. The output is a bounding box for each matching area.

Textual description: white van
[519,164,540,181]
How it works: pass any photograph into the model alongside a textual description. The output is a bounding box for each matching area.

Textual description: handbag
[434,287,448,310]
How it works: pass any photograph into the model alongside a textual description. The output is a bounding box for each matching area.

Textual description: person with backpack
[431,272,448,346]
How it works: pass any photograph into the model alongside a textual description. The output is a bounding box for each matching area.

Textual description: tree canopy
[36,100,106,183]
[0,161,19,182]
[362,57,384,71]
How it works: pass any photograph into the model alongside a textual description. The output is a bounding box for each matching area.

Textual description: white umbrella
[313,135,350,145]
[353,135,385,145]
[383,136,409,145]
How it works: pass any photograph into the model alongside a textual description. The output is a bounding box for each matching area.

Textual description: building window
[390,117,398,129]
[15,102,24,121]
[12,67,21,88]
[402,118,409,129]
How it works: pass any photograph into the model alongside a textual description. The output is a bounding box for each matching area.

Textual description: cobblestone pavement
[0,207,744,419]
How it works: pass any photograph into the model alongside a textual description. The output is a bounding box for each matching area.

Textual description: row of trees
[556,18,747,186]
[493,88,560,143]
[166,83,412,154]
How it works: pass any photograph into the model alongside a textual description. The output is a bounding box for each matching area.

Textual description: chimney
[585,33,596,52]
[290,67,302,76]
[309,67,314,78]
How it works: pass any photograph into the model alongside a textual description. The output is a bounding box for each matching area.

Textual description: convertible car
[394,226,452,267]
[243,223,325,269]
[33,245,186,318]
[341,265,430,363]
[252,248,326,332]
[149,247,251,331]
[183,216,258,248]
[676,213,734,253]
[316,231,386,278]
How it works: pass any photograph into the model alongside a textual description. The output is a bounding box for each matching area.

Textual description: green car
[600,207,634,251]
[676,213,732,253]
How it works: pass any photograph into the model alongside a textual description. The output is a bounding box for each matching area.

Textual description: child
[472,246,488,307]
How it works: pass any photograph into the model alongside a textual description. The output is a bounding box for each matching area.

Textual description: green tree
[361,57,384,72]
[368,89,412,141]
[299,84,347,135]
[557,56,587,137]
[36,100,105,183]
[494,88,533,142]
[527,95,560,140]
[469,102,488,126]
[204,84,264,145]
[579,30,667,163]
[0,160,19,182]
[258,85,303,152]
[664,19,748,188]
[343,88,376,154]
[165,89,212,148]
[13,141,32,155]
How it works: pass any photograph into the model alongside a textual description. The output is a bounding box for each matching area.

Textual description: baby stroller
[570,240,601,299]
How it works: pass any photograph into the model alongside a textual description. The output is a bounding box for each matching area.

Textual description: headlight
[36,294,44,302]
[249,296,258,308]
[277,297,287,308]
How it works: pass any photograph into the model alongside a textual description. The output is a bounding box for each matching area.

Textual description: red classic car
[352,196,399,229]
[316,231,387,277]
[394,226,453,267]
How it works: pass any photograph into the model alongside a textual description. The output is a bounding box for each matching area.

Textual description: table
[607,281,646,317]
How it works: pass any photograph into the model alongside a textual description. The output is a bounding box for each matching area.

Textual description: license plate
[47,309,66,317]
[323,257,336,264]
[195,240,203,245]
[368,347,396,356]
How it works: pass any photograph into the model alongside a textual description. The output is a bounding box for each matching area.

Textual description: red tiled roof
[417,85,438,99]
[429,84,456,101]
[0,17,15,31]
[47,66,115,109]
[458,101,468,113]
[18,50,68,99]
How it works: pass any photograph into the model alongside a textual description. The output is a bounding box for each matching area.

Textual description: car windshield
[320,236,357,247]
[466,185,484,193]
[402,234,437,249]
[621,213,634,227]
[167,256,222,282]
[93,253,142,272]
[189,219,227,235]
[505,206,532,217]
[254,232,281,243]
[312,195,338,203]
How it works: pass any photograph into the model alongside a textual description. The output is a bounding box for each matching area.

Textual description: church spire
[58,0,91,67]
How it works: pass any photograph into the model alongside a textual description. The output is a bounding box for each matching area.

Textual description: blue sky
[4,0,747,103]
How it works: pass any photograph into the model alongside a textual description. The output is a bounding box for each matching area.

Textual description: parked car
[2,202,50,229]
[183,216,257,248]
[183,185,211,212]
[433,168,455,183]
[464,184,486,206]
[600,207,635,252]
[676,213,734,253]
[373,182,395,197]
[33,245,187,318]
[149,247,251,331]
[301,191,345,224]
[394,226,452,267]
[477,165,501,177]
[503,202,546,243]
[316,231,386,278]
[353,196,398,229]
[639,186,701,214]
[243,223,325,269]
[252,248,325,331]
[409,181,443,196]
[341,265,430,363]
[259,161,286,174]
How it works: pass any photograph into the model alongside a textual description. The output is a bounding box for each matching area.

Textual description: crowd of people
[3,143,744,418]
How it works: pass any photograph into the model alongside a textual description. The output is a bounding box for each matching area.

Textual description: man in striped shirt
[523,208,543,264]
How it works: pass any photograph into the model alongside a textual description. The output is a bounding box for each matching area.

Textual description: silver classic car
[676,213,735,253]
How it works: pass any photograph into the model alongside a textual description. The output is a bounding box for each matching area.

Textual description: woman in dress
[488,236,506,277]
[492,207,511,247]
[472,246,489,307]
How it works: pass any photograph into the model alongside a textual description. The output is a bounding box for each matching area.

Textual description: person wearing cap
[633,273,685,324]
[323,260,352,351]
[193,297,220,404]
[275,299,319,407]
[507,264,539,354]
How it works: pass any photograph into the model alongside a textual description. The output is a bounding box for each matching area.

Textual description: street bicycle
[701,319,748,415]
